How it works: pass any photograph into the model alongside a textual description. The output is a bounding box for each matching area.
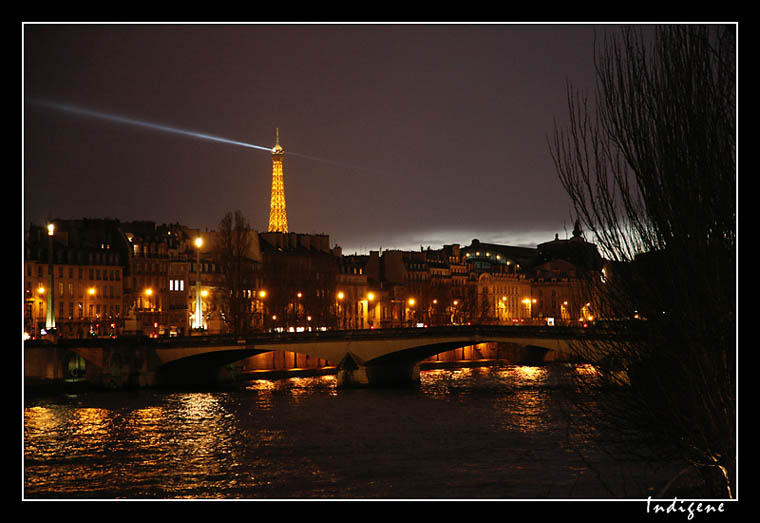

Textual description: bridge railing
[23,323,631,349]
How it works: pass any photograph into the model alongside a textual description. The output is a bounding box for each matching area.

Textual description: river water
[23,363,679,500]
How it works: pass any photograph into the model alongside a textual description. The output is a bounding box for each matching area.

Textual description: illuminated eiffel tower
[267,128,288,233]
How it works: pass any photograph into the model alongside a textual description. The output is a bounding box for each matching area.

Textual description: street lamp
[45,223,55,331]
[295,291,303,327]
[522,298,535,320]
[35,286,45,328]
[337,291,345,329]
[366,292,376,329]
[87,287,96,318]
[86,287,96,336]
[193,236,203,330]
[256,290,267,330]
[200,289,208,329]
[407,297,416,327]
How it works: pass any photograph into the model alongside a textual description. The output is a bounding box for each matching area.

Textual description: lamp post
[337,291,345,329]
[193,236,203,331]
[257,290,267,330]
[522,298,536,321]
[200,289,208,330]
[407,297,416,327]
[367,292,375,329]
[87,287,95,335]
[45,223,55,331]
[296,291,302,327]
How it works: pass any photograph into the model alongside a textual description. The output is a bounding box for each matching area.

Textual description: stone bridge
[24,325,608,389]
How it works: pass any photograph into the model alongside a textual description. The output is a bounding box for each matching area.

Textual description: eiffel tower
[267,128,288,233]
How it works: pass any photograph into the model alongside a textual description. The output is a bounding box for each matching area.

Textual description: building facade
[24,219,130,339]
[24,215,604,339]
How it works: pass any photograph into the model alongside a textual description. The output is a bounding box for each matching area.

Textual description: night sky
[23,23,617,253]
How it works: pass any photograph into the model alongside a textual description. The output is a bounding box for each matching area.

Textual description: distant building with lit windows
[24,211,605,339]
[120,221,228,337]
[529,222,603,324]
[258,231,339,331]
[24,219,130,339]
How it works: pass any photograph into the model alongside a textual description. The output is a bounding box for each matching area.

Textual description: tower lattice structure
[267,128,288,233]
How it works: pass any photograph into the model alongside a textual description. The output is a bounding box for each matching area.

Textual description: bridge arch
[155,348,266,386]
[25,326,595,389]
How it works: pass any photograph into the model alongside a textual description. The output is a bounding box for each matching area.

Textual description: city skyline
[24,23,623,253]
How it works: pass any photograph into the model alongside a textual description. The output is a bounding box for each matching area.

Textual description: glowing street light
[45,222,55,331]
[522,298,535,319]
[336,291,345,329]
[193,236,203,330]
[84,287,96,321]
[144,288,153,312]
[407,298,417,326]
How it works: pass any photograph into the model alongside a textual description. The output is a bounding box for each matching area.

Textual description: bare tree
[213,210,257,336]
[550,25,736,497]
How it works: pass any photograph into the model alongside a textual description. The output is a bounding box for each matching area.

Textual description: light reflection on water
[24,364,674,499]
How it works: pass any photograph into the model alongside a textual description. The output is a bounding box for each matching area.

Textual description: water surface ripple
[24,364,675,499]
